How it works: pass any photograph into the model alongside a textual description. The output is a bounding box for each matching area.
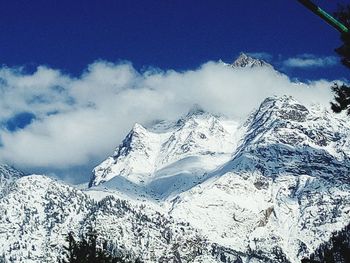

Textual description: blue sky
[0,0,349,183]
[0,0,349,79]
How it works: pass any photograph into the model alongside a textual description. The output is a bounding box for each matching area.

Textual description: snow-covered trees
[302,223,350,263]
[60,230,142,263]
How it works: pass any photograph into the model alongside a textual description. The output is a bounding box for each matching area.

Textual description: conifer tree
[301,223,350,263]
[330,83,350,114]
[331,5,350,115]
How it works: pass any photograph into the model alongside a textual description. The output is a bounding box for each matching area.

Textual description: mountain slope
[0,175,93,262]
[0,173,260,263]
[0,164,25,192]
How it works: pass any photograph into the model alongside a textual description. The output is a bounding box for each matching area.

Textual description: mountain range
[0,54,349,263]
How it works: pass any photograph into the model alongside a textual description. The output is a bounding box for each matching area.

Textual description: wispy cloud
[283,54,338,68]
[0,59,336,173]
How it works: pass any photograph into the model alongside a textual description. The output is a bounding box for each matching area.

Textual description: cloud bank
[0,60,336,171]
[283,54,338,68]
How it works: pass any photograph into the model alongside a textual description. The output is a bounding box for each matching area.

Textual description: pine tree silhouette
[334,5,350,70]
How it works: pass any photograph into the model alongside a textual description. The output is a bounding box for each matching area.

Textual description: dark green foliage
[301,223,350,263]
[59,230,142,263]
[334,5,350,69]
[331,5,350,115]
[330,83,350,114]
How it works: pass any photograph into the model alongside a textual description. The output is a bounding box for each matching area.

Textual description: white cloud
[283,54,338,68]
[0,66,72,120]
[0,60,336,171]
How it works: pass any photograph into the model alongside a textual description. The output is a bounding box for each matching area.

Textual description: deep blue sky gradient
[0,0,349,80]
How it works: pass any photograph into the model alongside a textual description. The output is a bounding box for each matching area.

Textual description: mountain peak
[132,123,147,133]
[174,104,216,127]
[260,95,298,108]
[232,53,271,68]
[253,96,310,123]
[186,104,206,117]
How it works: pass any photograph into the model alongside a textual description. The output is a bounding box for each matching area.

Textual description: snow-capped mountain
[0,55,349,262]
[169,96,350,262]
[89,106,240,199]
[231,53,272,68]
[85,95,350,263]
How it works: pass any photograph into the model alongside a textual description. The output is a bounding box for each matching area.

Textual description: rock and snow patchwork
[0,172,252,263]
[0,164,25,192]
[0,175,92,262]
